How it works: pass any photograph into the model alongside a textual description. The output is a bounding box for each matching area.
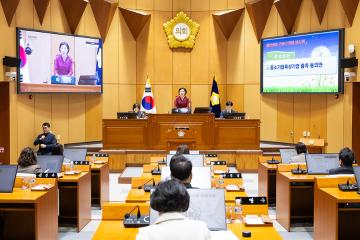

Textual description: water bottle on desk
[233,198,243,222]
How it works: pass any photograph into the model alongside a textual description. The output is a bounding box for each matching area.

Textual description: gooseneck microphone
[124,205,141,219]
[138,178,156,192]
[151,163,161,175]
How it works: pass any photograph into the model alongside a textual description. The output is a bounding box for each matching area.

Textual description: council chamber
[0,0,360,240]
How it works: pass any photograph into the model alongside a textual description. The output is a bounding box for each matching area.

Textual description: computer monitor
[223,112,246,119]
[64,148,87,162]
[161,166,211,189]
[354,166,360,189]
[150,188,226,231]
[280,149,298,164]
[194,107,212,114]
[117,112,137,119]
[306,154,340,175]
[37,155,64,173]
[166,154,204,167]
[0,165,18,193]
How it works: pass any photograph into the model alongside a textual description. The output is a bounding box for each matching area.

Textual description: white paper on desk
[244,215,264,225]
[210,230,239,240]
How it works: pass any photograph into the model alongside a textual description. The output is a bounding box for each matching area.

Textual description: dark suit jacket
[33,132,57,155]
[329,166,354,175]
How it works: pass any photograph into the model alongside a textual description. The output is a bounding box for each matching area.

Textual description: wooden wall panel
[172,0,190,11]
[137,0,154,11]
[118,0,136,9]
[243,10,260,84]
[244,84,260,119]
[34,95,52,132]
[102,84,119,119]
[210,0,227,11]
[136,11,153,84]
[68,94,86,143]
[310,0,328,31]
[191,85,210,107]
[173,49,191,84]
[226,84,244,112]
[154,0,172,11]
[343,83,353,148]
[262,6,278,38]
[277,95,294,143]
[119,11,136,84]
[85,95,102,141]
[293,0,311,33]
[153,84,173,113]
[327,0,347,28]
[228,0,244,9]
[227,13,244,84]
[190,12,209,84]
[209,12,227,84]
[310,95,327,139]
[293,95,310,142]
[52,94,69,143]
[15,0,33,28]
[154,11,173,84]
[327,95,344,152]
[191,0,210,11]
[17,95,35,153]
[260,95,277,141]
[119,84,136,112]
[103,8,119,84]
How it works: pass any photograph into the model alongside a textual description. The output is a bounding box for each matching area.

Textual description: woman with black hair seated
[136,179,210,240]
[290,142,307,163]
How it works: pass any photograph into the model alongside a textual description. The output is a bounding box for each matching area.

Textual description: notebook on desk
[0,165,18,193]
[150,189,227,231]
[305,154,340,175]
[37,155,64,173]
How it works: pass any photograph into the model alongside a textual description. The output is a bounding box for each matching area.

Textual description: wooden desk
[103,114,260,150]
[258,163,278,206]
[225,191,248,203]
[92,221,282,240]
[314,188,360,240]
[91,163,109,207]
[58,172,91,231]
[0,187,58,239]
[125,189,150,203]
[276,172,323,231]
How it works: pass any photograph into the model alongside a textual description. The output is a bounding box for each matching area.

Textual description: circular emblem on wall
[172,23,190,41]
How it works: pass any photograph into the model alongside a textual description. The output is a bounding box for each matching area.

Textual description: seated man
[170,155,194,188]
[220,100,237,118]
[329,147,355,175]
[33,122,57,155]
[176,144,190,155]
[289,142,307,163]
[136,179,210,240]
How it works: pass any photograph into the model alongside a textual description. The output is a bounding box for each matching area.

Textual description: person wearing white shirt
[136,179,211,240]
[289,142,307,163]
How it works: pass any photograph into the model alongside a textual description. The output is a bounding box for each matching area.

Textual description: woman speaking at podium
[173,87,191,113]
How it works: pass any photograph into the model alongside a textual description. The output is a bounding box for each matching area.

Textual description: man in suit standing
[33,122,57,155]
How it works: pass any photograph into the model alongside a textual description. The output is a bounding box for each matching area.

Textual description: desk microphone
[291,164,306,174]
[138,178,156,192]
[158,157,166,165]
[123,205,149,228]
[338,178,359,191]
[267,156,279,164]
[151,163,161,175]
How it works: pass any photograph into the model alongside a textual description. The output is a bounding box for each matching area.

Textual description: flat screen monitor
[306,154,340,175]
[354,166,360,189]
[261,29,344,93]
[64,148,87,162]
[117,112,137,119]
[0,165,18,193]
[17,28,103,93]
[166,154,204,167]
[194,107,212,114]
[37,155,64,173]
[172,108,190,114]
[161,166,211,189]
[223,112,246,119]
[150,189,226,231]
[280,149,298,164]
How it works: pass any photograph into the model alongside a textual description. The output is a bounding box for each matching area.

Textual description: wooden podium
[103,114,260,150]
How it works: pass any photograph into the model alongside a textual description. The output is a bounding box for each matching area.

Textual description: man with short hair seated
[176,144,190,155]
[136,179,210,240]
[169,154,194,188]
[329,147,355,175]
